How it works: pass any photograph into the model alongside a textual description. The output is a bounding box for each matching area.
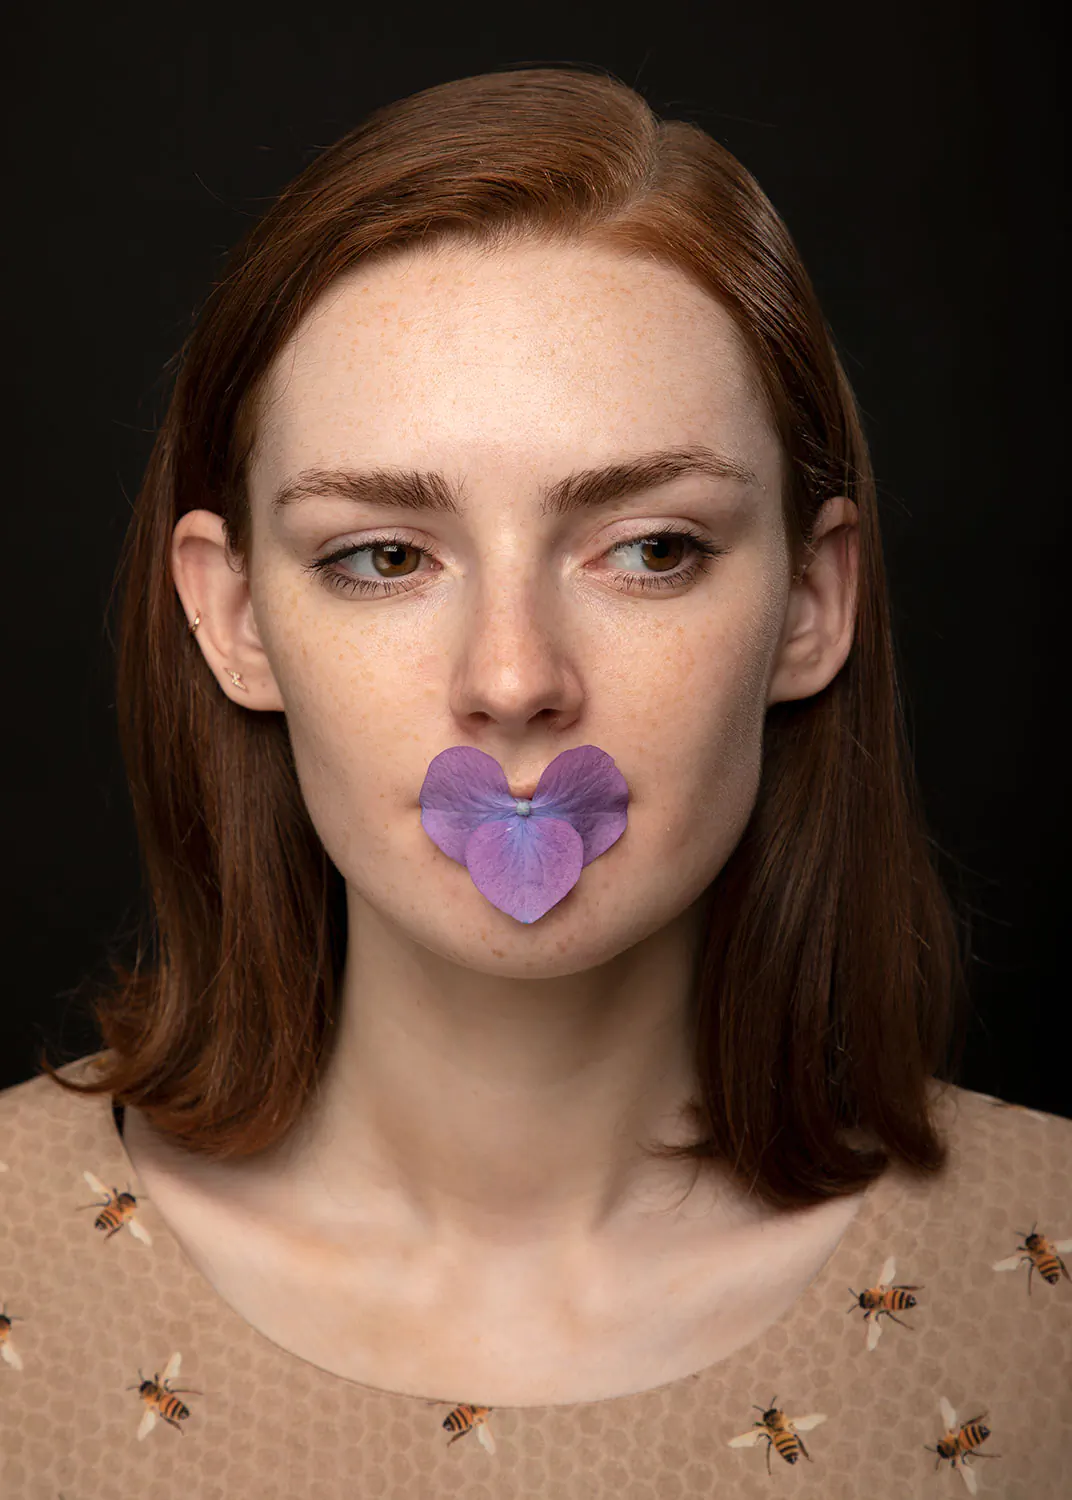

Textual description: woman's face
[235,240,811,974]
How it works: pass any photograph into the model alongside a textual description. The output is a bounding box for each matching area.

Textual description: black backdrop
[4,3,1066,1116]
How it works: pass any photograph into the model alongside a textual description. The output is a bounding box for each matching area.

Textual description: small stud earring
[189,612,201,634]
[228,670,248,692]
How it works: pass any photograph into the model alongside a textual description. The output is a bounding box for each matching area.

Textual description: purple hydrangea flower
[419,745,630,924]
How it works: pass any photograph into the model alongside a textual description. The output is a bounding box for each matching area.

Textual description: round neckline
[104,1087,895,1411]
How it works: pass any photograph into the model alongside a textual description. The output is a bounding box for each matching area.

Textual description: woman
[2,65,1068,1498]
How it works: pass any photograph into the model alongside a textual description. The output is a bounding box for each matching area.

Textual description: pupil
[644,536,681,569]
[374,544,413,577]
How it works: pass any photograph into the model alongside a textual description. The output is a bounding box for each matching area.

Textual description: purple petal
[419,746,516,862]
[418,744,630,921]
[464,816,584,924]
[528,745,629,865]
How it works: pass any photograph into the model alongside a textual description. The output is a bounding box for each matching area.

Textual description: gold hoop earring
[228,670,248,692]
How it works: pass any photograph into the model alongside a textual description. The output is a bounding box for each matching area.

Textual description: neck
[265,890,717,1252]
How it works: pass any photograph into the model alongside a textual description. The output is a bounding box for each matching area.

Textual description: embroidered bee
[0,1302,24,1370]
[846,1254,921,1350]
[77,1170,152,1245]
[127,1351,201,1439]
[992,1221,1071,1295]
[728,1396,827,1474]
[923,1395,1000,1495]
[427,1399,497,1452]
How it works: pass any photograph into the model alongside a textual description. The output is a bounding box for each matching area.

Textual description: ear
[170,509,286,711]
[767,497,860,706]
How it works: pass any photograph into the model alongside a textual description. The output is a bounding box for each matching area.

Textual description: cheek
[263,625,411,868]
[639,614,775,877]
[653,708,766,894]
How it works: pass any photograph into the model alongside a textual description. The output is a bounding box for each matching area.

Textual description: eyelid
[312,516,717,564]
[303,517,728,600]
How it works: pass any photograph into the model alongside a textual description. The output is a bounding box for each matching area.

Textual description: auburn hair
[41,64,971,1211]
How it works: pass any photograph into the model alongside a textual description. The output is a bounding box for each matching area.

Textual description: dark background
[4,4,1066,1113]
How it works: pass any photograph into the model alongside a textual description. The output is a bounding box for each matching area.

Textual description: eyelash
[303,523,728,599]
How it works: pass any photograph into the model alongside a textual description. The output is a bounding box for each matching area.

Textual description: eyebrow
[270,444,760,520]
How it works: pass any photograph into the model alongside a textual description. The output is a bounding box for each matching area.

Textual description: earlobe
[767,498,860,708]
[191,609,251,693]
[171,508,286,711]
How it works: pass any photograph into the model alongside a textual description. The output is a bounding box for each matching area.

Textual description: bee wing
[1051,1239,1072,1253]
[137,1407,158,1441]
[477,1423,497,1454]
[162,1351,182,1382]
[128,1218,153,1246]
[991,1255,1023,1271]
[0,1339,23,1370]
[959,1457,978,1495]
[728,1428,767,1448]
[939,1395,958,1431]
[83,1170,108,1196]
[867,1315,883,1352]
[878,1255,896,1285]
[789,1414,827,1432]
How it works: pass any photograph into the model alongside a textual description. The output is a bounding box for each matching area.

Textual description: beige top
[1,1052,1069,1500]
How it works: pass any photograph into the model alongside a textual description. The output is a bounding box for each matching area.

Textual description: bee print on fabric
[923,1396,1000,1495]
[846,1255,922,1350]
[727,1397,828,1475]
[428,1401,497,1453]
[0,1301,24,1370]
[77,1170,153,1245]
[992,1221,1072,1295]
[128,1351,201,1440]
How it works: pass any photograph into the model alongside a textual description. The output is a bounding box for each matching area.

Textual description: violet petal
[420,744,629,867]
[464,816,585,924]
[526,745,629,865]
[419,746,518,863]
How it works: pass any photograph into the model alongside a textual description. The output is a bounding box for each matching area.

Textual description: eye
[603,528,726,593]
[303,523,728,598]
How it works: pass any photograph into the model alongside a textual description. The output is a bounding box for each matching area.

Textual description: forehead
[252,239,778,491]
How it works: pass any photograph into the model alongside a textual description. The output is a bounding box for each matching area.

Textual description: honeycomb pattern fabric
[1,1053,1070,1499]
